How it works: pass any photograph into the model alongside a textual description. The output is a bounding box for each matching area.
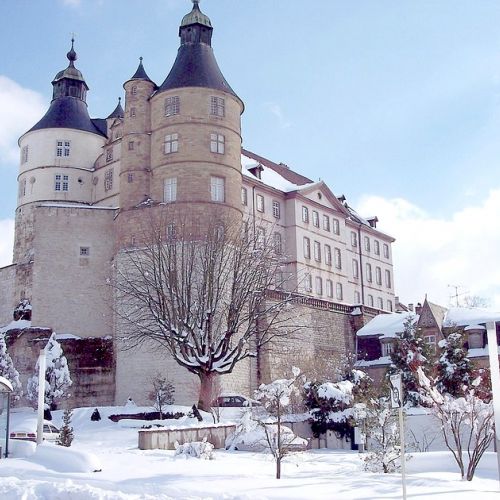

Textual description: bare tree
[112,211,296,412]
[148,373,175,419]
[417,367,494,481]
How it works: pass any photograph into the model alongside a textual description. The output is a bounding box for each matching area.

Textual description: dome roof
[180,0,212,28]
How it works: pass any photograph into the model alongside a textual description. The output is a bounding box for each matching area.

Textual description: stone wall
[0,264,16,326]
[5,328,114,409]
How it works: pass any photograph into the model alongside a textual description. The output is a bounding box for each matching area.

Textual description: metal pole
[36,350,46,445]
[4,394,10,458]
[486,322,500,490]
[399,406,407,500]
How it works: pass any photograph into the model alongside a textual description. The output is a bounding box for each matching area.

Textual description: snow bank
[8,438,36,458]
[30,443,102,473]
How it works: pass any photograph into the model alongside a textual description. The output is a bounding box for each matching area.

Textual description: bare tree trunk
[198,372,215,413]
[276,457,281,479]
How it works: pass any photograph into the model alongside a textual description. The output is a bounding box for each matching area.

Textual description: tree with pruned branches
[111,211,297,412]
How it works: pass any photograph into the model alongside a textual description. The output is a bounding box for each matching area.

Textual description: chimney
[415,302,422,315]
[408,303,414,312]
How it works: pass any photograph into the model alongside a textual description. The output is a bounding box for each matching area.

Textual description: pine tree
[26,333,72,410]
[388,318,431,406]
[436,332,473,397]
[56,408,74,447]
[0,334,23,400]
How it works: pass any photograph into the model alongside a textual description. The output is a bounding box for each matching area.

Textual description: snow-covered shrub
[0,333,23,400]
[418,367,494,481]
[57,408,74,447]
[125,397,136,407]
[436,332,473,398]
[13,299,31,321]
[387,318,431,406]
[174,438,214,460]
[362,398,406,474]
[26,333,72,410]
[305,367,372,439]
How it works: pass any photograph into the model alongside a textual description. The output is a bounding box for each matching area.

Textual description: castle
[0,1,396,407]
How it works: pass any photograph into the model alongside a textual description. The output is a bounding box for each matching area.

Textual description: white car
[9,418,60,443]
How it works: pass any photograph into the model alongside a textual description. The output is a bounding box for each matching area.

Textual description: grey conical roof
[107,97,124,119]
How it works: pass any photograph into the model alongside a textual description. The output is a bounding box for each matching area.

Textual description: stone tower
[14,40,107,314]
[116,0,244,248]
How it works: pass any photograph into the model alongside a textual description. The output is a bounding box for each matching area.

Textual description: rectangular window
[336,282,343,301]
[104,169,113,191]
[374,240,380,255]
[56,140,70,157]
[210,96,225,117]
[54,174,69,192]
[314,241,321,262]
[303,237,311,259]
[272,200,281,219]
[325,244,332,265]
[241,187,248,206]
[382,342,393,357]
[334,247,342,269]
[167,223,176,240]
[366,263,372,282]
[304,274,312,293]
[352,259,359,279]
[377,297,384,310]
[106,148,113,162]
[387,299,393,312]
[315,276,323,295]
[351,231,357,247]
[21,145,29,164]
[128,141,134,151]
[256,227,265,248]
[364,236,370,252]
[333,218,340,235]
[302,206,309,223]
[79,246,90,256]
[130,107,136,118]
[312,211,319,227]
[19,178,26,197]
[131,86,137,95]
[210,133,225,154]
[164,177,177,203]
[323,215,330,232]
[273,232,282,254]
[354,290,361,304]
[383,243,389,259]
[385,269,392,288]
[127,173,134,183]
[165,96,180,116]
[367,294,374,307]
[256,194,264,212]
[326,279,333,298]
[210,176,225,202]
[425,335,437,354]
[376,266,382,285]
[164,133,179,154]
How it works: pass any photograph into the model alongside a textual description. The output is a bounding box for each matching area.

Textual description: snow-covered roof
[39,203,118,210]
[356,312,417,338]
[0,376,13,392]
[241,153,314,193]
[443,307,500,328]
[0,319,31,334]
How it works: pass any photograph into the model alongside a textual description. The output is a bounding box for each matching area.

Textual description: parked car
[214,394,261,408]
[9,419,60,443]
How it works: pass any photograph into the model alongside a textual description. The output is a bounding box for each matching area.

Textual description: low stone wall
[138,424,237,450]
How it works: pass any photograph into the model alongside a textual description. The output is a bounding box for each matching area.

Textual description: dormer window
[210,96,225,117]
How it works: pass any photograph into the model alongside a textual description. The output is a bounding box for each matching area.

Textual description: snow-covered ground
[0,406,499,499]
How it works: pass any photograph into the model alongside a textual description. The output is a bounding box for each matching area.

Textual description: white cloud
[0,219,14,268]
[0,76,45,164]
[356,190,500,310]
[265,102,291,129]
[60,0,82,6]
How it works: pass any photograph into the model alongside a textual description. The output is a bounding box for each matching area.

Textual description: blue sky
[1,0,500,308]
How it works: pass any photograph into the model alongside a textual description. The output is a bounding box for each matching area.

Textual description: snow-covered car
[9,419,60,443]
[214,394,260,408]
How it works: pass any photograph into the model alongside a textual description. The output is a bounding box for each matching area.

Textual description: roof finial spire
[67,34,77,65]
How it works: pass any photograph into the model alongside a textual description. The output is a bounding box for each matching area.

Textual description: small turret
[27,39,105,137]
[107,97,124,120]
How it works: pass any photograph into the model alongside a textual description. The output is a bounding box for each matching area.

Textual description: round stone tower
[116,1,244,247]
[14,40,106,300]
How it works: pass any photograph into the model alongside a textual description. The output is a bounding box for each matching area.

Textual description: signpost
[36,350,46,445]
[390,373,407,500]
